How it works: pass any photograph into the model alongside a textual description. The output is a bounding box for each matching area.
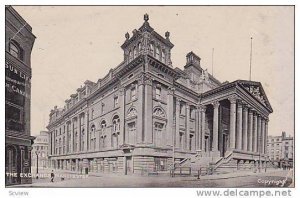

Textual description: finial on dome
[125,32,130,40]
[144,13,149,22]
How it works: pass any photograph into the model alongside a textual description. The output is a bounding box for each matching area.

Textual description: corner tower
[121,14,174,67]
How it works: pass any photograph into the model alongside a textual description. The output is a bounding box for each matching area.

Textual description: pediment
[238,80,273,112]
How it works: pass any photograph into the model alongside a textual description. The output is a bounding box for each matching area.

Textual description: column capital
[119,86,125,96]
[236,99,243,107]
[228,95,238,104]
[167,86,175,95]
[198,105,207,112]
[176,98,182,106]
[248,108,254,114]
[212,101,220,108]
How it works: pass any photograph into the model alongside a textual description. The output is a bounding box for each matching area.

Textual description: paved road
[15,169,292,188]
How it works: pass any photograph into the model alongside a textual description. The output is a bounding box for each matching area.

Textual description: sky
[13,6,294,137]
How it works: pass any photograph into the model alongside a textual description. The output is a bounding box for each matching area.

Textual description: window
[155,86,161,100]
[179,132,184,149]
[9,41,22,60]
[138,42,142,54]
[112,115,120,132]
[162,50,166,63]
[129,50,133,61]
[127,122,136,145]
[131,86,136,100]
[180,103,184,115]
[91,109,94,119]
[133,46,137,58]
[114,96,119,108]
[150,43,154,56]
[101,103,105,114]
[154,122,164,147]
[90,125,96,151]
[156,46,160,59]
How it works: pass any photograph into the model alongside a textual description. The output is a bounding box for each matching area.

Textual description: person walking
[50,170,55,182]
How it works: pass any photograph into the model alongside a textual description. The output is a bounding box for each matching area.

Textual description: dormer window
[162,50,166,63]
[150,43,154,56]
[133,46,138,59]
[9,40,23,60]
[156,46,160,60]
[129,50,133,61]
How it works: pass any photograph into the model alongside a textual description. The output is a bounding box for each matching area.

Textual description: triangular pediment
[238,80,273,112]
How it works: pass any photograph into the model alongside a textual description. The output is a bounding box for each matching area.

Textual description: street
[14,169,293,188]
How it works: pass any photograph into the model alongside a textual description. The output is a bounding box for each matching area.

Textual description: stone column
[252,112,258,152]
[186,104,190,150]
[119,86,125,145]
[257,115,262,153]
[265,119,269,155]
[229,96,237,149]
[236,101,243,150]
[212,101,219,152]
[248,109,253,151]
[144,75,153,144]
[200,106,206,151]
[175,98,181,148]
[85,111,89,151]
[137,75,144,144]
[51,131,55,155]
[167,87,175,146]
[242,105,248,151]
[261,118,266,154]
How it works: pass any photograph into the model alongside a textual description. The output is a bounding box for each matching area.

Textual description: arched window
[156,46,161,60]
[100,120,106,149]
[112,115,120,132]
[150,43,154,56]
[138,42,142,54]
[129,50,133,61]
[162,50,166,63]
[9,40,23,60]
[90,125,96,151]
[133,46,137,58]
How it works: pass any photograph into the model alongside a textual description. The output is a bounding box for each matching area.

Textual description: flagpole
[212,48,214,76]
[249,37,253,81]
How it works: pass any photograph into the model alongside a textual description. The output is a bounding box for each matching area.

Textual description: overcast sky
[14,6,294,137]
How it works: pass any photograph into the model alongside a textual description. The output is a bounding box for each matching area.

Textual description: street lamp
[35,151,40,179]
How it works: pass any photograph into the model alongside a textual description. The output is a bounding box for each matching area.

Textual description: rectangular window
[114,97,119,108]
[101,103,105,114]
[155,87,161,100]
[131,87,136,100]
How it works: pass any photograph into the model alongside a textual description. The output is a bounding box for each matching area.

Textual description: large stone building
[31,131,50,170]
[5,6,36,185]
[47,14,273,175]
[267,132,293,168]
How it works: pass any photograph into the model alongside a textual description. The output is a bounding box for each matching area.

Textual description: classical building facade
[5,6,36,185]
[267,132,293,168]
[31,131,50,169]
[47,14,273,175]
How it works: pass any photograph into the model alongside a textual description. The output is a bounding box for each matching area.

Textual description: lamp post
[35,151,40,179]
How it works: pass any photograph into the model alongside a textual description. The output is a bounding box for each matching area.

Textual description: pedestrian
[50,170,55,182]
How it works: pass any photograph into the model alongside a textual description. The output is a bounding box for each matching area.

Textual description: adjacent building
[267,132,294,168]
[5,6,36,185]
[31,131,50,170]
[47,14,273,175]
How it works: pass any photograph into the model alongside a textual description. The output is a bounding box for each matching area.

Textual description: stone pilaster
[212,101,219,152]
[175,98,181,148]
[137,74,144,144]
[77,116,81,152]
[144,75,153,144]
[85,111,89,151]
[186,104,190,150]
[167,87,175,146]
[119,86,125,146]
[236,101,243,150]
[228,96,237,149]
[265,119,269,155]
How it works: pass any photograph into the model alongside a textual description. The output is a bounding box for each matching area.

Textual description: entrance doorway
[125,156,132,175]
[222,133,228,157]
